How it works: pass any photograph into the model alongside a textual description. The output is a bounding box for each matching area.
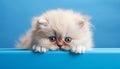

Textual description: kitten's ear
[32,17,48,29]
[37,18,48,28]
[78,16,90,28]
[78,21,84,28]
[83,16,91,21]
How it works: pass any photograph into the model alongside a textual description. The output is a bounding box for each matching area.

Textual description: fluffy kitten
[17,9,93,53]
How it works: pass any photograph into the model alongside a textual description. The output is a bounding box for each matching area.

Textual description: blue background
[0,0,120,48]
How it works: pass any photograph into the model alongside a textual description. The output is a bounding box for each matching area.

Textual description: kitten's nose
[57,41,63,48]
[57,44,63,48]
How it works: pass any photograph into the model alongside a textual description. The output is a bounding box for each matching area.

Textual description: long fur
[16,9,94,53]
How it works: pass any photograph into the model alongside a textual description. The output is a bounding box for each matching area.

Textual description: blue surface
[0,0,120,48]
[0,48,120,69]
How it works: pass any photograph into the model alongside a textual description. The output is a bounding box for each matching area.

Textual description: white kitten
[17,9,94,54]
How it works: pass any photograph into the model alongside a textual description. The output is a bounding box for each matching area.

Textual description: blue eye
[65,37,72,43]
[49,36,57,42]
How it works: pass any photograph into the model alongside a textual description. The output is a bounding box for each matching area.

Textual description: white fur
[32,45,47,52]
[16,9,94,54]
[38,19,47,24]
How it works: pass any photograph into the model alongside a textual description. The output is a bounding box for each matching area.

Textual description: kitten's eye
[65,37,72,43]
[49,36,57,42]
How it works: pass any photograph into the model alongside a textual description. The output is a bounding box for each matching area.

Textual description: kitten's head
[32,9,91,50]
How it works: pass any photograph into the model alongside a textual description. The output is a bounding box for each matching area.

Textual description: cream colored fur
[17,9,93,53]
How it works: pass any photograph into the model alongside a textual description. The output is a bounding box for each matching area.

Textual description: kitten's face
[33,10,88,50]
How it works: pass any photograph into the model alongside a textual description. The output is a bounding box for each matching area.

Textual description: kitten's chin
[49,46,71,51]
[49,46,59,50]
[61,46,71,50]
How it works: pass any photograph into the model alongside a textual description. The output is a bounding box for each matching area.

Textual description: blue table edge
[0,48,120,53]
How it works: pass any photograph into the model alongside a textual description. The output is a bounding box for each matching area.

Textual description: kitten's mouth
[59,47,62,49]
[58,47,64,50]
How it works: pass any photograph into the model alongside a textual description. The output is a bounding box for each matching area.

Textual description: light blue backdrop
[0,0,120,48]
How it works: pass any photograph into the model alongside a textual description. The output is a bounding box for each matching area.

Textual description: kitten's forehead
[49,20,79,38]
[40,9,82,37]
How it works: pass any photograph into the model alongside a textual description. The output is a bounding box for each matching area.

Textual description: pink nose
[57,44,63,48]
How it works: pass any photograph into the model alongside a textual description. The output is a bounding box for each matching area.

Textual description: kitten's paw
[32,45,47,53]
[71,46,86,54]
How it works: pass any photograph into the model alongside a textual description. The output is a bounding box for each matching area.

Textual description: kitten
[17,9,93,54]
